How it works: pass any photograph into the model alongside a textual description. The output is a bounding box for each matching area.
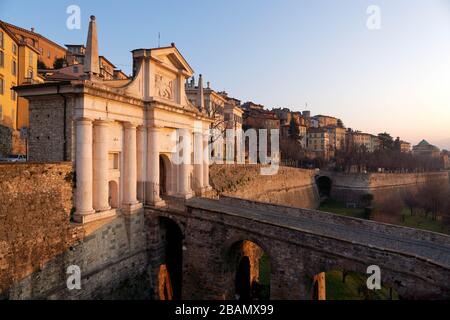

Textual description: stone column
[93,119,111,212]
[178,129,193,198]
[193,128,204,195]
[146,126,164,206]
[136,125,146,202]
[203,132,211,190]
[74,117,95,222]
[123,122,141,212]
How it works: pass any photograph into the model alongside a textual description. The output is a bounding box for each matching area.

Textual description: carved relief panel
[155,74,174,100]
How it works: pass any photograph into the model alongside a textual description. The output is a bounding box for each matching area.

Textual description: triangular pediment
[152,46,194,75]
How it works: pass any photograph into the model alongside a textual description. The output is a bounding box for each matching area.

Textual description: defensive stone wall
[0,162,77,296]
[0,163,151,299]
[209,164,320,209]
[321,171,450,205]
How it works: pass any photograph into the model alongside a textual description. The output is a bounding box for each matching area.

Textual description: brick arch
[300,249,439,299]
[305,261,398,300]
[154,211,186,237]
[222,235,274,271]
[223,238,272,300]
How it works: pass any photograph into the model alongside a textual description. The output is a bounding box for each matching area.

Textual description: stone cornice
[16,80,214,123]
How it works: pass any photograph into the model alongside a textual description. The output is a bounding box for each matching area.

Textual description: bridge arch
[306,261,400,300]
[315,175,332,198]
[226,239,271,300]
[158,216,183,300]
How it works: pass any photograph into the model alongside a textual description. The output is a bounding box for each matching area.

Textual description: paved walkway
[187,198,450,268]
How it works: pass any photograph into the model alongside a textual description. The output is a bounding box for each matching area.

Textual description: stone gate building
[15,16,213,224]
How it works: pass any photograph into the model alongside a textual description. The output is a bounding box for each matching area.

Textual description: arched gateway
[15,15,213,223]
[316,175,332,198]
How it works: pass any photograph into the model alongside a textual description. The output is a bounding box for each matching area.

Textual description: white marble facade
[18,16,213,224]
[73,18,212,223]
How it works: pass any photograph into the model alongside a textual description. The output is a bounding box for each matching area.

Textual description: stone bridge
[149,196,450,300]
[2,163,450,300]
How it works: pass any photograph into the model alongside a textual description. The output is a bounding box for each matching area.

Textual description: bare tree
[418,178,448,220]
[403,190,419,216]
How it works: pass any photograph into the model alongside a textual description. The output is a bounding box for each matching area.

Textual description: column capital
[147,125,164,132]
[75,117,94,124]
[123,121,138,129]
[94,119,113,126]
[137,125,146,132]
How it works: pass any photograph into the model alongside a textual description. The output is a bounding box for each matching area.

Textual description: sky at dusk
[1,0,449,149]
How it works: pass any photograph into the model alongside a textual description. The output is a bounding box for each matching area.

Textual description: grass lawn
[326,270,398,300]
[401,209,450,235]
[319,199,367,219]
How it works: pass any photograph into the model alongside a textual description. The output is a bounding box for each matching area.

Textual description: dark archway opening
[313,280,319,299]
[316,176,332,198]
[235,256,251,300]
[230,240,270,300]
[159,217,183,300]
[108,180,119,208]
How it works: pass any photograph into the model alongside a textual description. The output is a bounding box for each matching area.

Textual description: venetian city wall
[0,162,151,299]
[209,164,320,209]
[1,162,448,299]
[322,171,450,205]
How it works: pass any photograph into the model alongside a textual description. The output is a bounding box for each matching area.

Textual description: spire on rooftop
[83,15,100,76]
[197,74,204,112]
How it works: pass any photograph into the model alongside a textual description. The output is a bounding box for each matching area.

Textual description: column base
[73,209,117,224]
[195,186,212,196]
[152,199,167,208]
[194,188,203,197]
[176,191,195,200]
[95,206,111,212]
[122,202,143,214]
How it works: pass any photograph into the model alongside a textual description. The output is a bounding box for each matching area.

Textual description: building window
[28,69,33,79]
[12,43,17,55]
[29,52,33,67]
[0,31,3,49]
[12,60,16,76]
[73,66,78,73]
[0,105,2,121]
[0,77,3,95]
[47,51,51,59]
[0,51,3,68]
